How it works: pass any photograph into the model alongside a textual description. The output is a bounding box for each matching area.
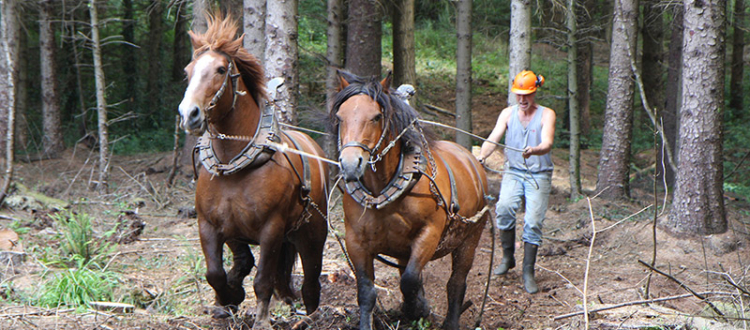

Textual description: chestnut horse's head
[330,71,427,182]
[178,12,266,135]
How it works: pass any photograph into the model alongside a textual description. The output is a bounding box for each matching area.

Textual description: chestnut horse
[177,14,328,329]
[329,71,489,330]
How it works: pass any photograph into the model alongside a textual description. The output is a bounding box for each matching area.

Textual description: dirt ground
[0,97,749,330]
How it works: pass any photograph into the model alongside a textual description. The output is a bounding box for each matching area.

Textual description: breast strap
[194,105,280,177]
[341,145,426,209]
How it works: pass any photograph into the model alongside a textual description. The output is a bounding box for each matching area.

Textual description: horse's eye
[217,66,227,75]
[372,114,383,122]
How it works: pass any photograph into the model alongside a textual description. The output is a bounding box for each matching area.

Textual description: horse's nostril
[189,107,200,119]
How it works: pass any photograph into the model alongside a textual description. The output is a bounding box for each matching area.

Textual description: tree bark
[14,23,27,153]
[265,0,298,125]
[729,0,745,115]
[455,0,473,150]
[326,0,344,161]
[221,0,243,27]
[0,0,18,205]
[667,0,726,236]
[576,40,592,137]
[243,0,265,60]
[508,0,532,106]
[661,4,683,187]
[567,0,581,199]
[392,0,416,87]
[172,1,189,82]
[595,0,638,199]
[40,0,64,158]
[641,0,664,121]
[90,0,109,193]
[0,0,19,161]
[346,0,382,77]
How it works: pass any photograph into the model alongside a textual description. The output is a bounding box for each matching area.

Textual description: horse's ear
[337,70,350,91]
[188,30,202,51]
[380,71,393,93]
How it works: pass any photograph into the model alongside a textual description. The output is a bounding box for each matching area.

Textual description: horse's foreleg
[252,227,284,330]
[200,223,240,318]
[348,246,376,330]
[443,228,482,330]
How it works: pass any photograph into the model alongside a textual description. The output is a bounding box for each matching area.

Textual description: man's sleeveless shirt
[505,105,554,173]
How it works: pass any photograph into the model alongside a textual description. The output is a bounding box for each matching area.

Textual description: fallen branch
[0,308,76,318]
[637,259,726,320]
[423,104,456,117]
[554,291,734,320]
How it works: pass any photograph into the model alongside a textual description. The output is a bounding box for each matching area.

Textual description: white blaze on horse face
[178,54,221,133]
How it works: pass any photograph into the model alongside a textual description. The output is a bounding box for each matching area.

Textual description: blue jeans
[495,167,552,246]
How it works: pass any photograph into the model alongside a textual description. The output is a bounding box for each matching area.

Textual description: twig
[0,308,76,318]
[0,214,21,222]
[554,291,734,320]
[167,115,181,188]
[637,259,727,320]
[645,130,659,300]
[537,265,583,296]
[596,204,652,233]
[582,197,597,329]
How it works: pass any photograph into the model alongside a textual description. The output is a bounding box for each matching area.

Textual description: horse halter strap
[205,55,246,121]
[338,105,391,170]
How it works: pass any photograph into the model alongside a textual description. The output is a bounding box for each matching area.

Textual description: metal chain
[416,122,441,206]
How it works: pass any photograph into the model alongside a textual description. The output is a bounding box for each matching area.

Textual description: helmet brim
[511,87,536,95]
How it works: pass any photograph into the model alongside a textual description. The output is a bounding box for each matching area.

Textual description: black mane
[328,71,433,152]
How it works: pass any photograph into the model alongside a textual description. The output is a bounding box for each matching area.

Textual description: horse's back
[432,140,488,214]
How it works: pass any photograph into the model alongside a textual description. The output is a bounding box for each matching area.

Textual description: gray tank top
[505,105,554,173]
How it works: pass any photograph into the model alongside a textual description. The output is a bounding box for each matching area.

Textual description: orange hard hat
[511,70,545,95]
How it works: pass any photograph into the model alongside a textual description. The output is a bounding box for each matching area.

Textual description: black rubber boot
[493,230,516,275]
[523,242,539,294]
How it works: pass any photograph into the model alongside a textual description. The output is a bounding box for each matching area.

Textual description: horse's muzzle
[179,106,206,135]
[339,152,366,182]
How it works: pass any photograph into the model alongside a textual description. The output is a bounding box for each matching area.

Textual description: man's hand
[522,146,534,159]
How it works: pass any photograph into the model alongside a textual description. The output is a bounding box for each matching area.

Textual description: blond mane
[189,12,267,105]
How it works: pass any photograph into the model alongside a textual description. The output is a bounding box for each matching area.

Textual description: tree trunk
[346,0,382,77]
[507,0,531,106]
[567,0,581,199]
[265,0,298,125]
[172,2,189,82]
[392,0,416,88]
[326,0,344,161]
[243,0,266,60]
[595,0,638,199]
[40,0,64,159]
[14,24,27,153]
[146,0,165,118]
[455,0,472,150]
[0,0,18,205]
[729,0,745,115]
[642,0,664,122]
[221,0,243,27]
[0,0,19,161]
[576,40,592,137]
[661,4,683,187]
[122,0,138,104]
[666,0,726,236]
[90,0,109,193]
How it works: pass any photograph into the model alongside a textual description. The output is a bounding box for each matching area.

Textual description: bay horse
[177,13,328,329]
[329,71,489,330]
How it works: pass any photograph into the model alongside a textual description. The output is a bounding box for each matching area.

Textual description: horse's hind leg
[442,227,483,330]
[200,223,244,318]
[274,241,298,304]
[227,241,254,296]
[295,224,326,314]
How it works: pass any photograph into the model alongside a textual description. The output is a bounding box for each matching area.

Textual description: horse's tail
[274,241,299,304]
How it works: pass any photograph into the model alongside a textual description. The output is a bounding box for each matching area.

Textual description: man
[476,70,556,294]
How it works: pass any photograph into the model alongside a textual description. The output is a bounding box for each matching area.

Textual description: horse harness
[192,70,318,232]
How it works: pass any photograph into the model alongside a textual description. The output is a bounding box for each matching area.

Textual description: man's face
[515,92,536,112]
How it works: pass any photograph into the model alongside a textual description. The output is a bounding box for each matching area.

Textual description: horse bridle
[201,51,246,125]
[337,97,393,171]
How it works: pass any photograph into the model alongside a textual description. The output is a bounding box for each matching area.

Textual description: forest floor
[0,89,749,330]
